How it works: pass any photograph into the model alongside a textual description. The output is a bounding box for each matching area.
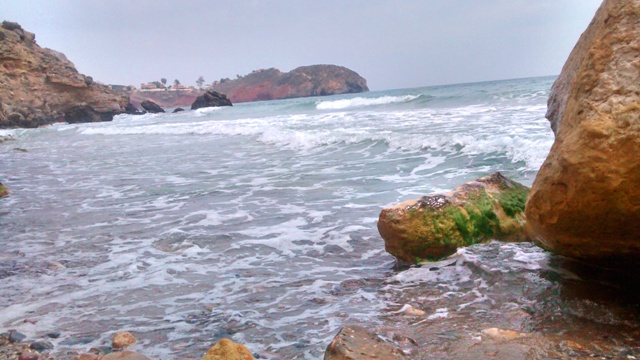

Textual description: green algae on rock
[377,172,529,264]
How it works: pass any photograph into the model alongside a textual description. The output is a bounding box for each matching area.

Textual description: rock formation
[209,65,368,103]
[140,100,164,113]
[324,325,407,360]
[378,173,529,264]
[191,90,232,110]
[525,0,640,266]
[0,21,130,128]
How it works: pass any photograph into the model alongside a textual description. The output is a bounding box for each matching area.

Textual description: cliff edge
[209,65,368,103]
[0,21,129,128]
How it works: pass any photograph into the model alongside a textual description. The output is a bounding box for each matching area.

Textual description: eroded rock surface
[526,0,640,266]
[0,21,129,128]
[378,172,529,263]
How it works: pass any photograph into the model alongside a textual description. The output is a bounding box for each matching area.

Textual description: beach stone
[72,354,101,360]
[324,325,407,359]
[526,0,640,266]
[30,340,54,351]
[200,338,254,360]
[8,331,26,343]
[378,172,529,263]
[191,90,232,110]
[140,100,165,113]
[102,351,150,360]
[112,331,137,349]
[18,353,39,360]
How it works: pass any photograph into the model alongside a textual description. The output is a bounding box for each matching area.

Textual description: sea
[1,76,638,359]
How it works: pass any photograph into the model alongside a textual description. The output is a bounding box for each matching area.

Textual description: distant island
[127,65,369,108]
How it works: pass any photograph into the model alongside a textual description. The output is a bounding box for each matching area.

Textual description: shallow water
[1,76,637,359]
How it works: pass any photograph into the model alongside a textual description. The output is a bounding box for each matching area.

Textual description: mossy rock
[378,172,529,264]
[0,183,8,198]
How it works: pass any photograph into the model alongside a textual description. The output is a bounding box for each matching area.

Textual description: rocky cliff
[208,65,368,103]
[525,0,640,266]
[0,21,129,128]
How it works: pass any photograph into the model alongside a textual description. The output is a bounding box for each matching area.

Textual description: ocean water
[3,76,634,359]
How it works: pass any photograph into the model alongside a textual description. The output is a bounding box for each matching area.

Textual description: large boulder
[0,21,129,128]
[378,172,529,264]
[140,100,165,113]
[525,0,640,266]
[324,325,407,360]
[191,90,232,110]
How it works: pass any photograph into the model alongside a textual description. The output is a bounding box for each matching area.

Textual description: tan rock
[526,0,640,266]
[324,325,407,359]
[378,172,529,264]
[201,338,254,360]
[102,351,150,360]
[481,328,527,341]
[112,331,137,349]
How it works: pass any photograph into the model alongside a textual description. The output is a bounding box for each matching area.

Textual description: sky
[0,0,602,91]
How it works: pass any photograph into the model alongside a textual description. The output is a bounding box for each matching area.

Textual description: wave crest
[316,95,421,110]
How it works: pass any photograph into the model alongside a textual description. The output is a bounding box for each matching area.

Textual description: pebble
[46,331,61,339]
[30,340,54,351]
[18,352,39,360]
[9,330,27,343]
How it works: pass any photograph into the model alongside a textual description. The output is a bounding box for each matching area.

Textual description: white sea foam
[316,95,420,110]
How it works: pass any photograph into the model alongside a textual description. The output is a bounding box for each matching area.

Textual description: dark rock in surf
[64,105,116,123]
[191,90,232,110]
[125,103,145,115]
[29,340,54,351]
[140,100,165,113]
[172,108,185,113]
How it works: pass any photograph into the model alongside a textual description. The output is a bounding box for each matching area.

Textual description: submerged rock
[526,0,640,266]
[140,100,165,113]
[324,325,407,359]
[0,182,8,198]
[378,172,529,264]
[191,90,232,110]
[200,338,253,360]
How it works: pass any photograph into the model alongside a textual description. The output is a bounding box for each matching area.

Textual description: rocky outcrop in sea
[190,91,232,110]
[0,21,130,128]
[208,65,369,103]
[140,100,165,113]
[525,0,640,267]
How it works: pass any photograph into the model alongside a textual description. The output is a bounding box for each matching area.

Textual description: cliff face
[0,21,129,128]
[128,89,204,108]
[209,65,369,103]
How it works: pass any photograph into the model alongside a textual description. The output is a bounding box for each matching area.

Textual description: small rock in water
[30,340,54,351]
[402,304,426,316]
[102,350,151,359]
[60,336,95,346]
[8,330,26,343]
[112,331,137,349]
[201,338,254,360]
[481,328,526,341]
[46,331,61,338]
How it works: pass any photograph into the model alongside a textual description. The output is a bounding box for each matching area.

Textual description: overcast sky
[0,0,601,91]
